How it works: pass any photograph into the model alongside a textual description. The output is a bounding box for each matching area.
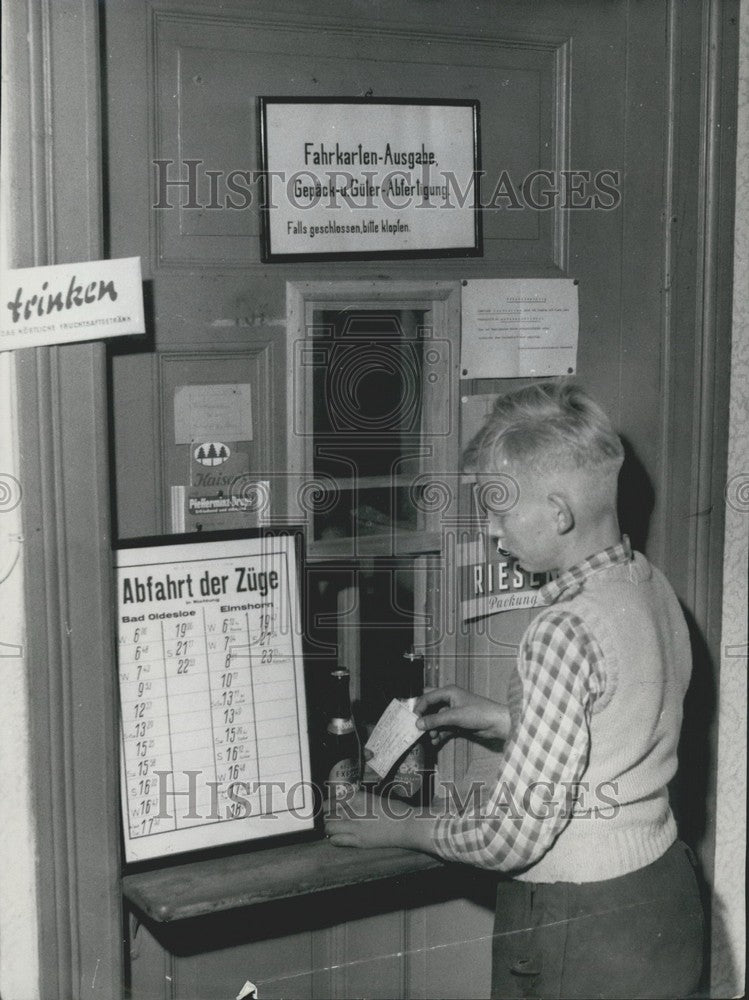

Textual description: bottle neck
[396,650,424,701]
[328,669,354,732]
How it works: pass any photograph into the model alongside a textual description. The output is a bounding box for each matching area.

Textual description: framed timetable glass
[115,528,313,863]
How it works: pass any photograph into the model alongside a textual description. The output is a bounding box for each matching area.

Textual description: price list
[116,534,313,862]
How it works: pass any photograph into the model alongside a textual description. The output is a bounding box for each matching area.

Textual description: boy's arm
[325,687,511,851]
[325,790,440,853]
[325,610,606,872]
[432,611,605,871]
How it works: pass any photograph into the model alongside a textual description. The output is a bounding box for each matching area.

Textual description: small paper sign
[174,383,254,444]
[365,699,422,778]
[461,278,579,378]
[0,256,145,351]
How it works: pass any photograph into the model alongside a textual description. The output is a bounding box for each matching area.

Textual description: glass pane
[358,564,416,723]
[312,309,426,487]
[313,486,419,541]
[304,560,416,725]
[304,306,434,738]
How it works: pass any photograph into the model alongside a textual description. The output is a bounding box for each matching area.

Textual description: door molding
[659,1,739,991]
[9,0,124,996]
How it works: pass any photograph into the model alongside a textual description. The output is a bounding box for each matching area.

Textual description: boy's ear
[548,492,575,535]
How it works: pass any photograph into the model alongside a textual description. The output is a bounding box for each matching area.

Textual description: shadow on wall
[617,436,654,554]
[672,607,738,998]
[618,437,735,996]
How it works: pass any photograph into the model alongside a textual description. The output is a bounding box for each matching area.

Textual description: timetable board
[115,530,313,863]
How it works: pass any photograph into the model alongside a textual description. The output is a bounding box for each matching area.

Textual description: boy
[325,380,704,999]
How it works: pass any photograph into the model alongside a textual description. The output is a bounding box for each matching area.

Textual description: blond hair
[464,380,624,478]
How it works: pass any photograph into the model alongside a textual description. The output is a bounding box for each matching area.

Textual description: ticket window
[287,283,461,744]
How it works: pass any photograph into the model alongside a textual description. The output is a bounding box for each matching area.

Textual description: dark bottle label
[389,741,431,803]
[325,749,360,800]
[327,756,360,787]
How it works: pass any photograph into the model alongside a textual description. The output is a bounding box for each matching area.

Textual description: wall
[1,1,123,997]
[0,5,43,997]
[711,0,749,993]
[0,0,742,997]
[104,1,739,995]
[0,359,39,1000]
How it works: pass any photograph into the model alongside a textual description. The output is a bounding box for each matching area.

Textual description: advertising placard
[1,256,144,351]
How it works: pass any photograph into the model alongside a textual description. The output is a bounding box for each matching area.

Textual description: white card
[365,699,422,778]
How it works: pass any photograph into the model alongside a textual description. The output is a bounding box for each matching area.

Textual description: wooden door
[104,1,736,996]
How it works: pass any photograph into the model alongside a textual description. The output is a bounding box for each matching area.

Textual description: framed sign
[115,528,313,863]
[259,97,481,262]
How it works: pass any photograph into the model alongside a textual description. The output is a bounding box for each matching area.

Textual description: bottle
[386,648,433,805]
[322,668,361,800]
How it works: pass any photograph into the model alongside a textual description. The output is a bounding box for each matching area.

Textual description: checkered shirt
[432,537,633,872]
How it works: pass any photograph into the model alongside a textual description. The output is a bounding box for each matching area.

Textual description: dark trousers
[491,840,704,999]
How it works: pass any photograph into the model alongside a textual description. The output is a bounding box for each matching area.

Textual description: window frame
[286,280,461,558]
[285,279,462,715]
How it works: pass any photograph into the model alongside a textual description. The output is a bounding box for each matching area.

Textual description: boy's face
[477,465,562,574]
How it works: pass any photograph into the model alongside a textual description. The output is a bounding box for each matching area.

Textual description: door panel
[106,2,726,997]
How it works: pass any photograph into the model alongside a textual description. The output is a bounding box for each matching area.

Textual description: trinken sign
[0,256,145,351]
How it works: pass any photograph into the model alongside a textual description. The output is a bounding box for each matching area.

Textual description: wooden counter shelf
[122,840,444,923]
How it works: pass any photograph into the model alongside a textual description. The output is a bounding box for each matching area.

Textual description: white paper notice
[365,699,422,778]
[460,279,579,378]
[174,383,253,444]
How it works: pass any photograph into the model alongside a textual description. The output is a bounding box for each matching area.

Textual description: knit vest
[514,551,691,884]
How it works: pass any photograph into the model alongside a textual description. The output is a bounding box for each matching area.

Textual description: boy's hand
[414,685,511,748]
[324,790,436,853]
[325,790,400,849]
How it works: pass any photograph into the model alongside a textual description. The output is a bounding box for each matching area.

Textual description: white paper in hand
[365,699,422,778]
